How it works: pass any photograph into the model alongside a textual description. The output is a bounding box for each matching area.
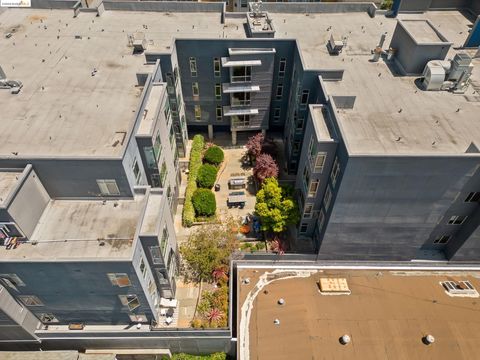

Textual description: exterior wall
[6,166,50,239]
[389,21,451,75]
[0,285,40,342]
[0,261,154,325]
[319,156,480,260]
[0,159,133,199]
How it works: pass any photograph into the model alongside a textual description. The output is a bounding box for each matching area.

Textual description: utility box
[390,19,452,75]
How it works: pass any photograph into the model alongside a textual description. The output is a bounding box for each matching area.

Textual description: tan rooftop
[237,267,480,360]
[0,170,22,204]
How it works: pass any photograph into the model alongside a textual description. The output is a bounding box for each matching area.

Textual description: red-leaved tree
[253,153,279,183]
[246,132,264,160]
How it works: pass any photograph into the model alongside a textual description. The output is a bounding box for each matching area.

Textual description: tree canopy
[255,177,300,233]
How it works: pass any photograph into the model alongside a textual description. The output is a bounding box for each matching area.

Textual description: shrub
[192,189,216,217]
[253,153,279,183]
[203,145,224,165]
[182,135,205,226]
[246,132,264,159]
[380,0,393,10]
[197,164,218,189]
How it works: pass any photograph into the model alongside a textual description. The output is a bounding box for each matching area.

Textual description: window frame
[299,223,308,234]
[215,83,222,100]
[323,186,332,210]
[447,215,467,225]
[279,58,286,77]
[192,82,200,97]
[97,179,120,196]
[189,57,197,77]
[194,105,201,120]
[107,273,131,287]
[276,84,284,100]
[231,66,252,83]
[213,58,221,77]
[19,295,43,307]
[216,106,223,121]
[119,294,140,311]
[465,192,480,203]
[303,203,314,219]
[433,235,451,244]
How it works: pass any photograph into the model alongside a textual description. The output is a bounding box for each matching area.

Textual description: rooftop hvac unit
[422,53,473,93]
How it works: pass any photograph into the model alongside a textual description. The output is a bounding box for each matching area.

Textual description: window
[441,280,477,296]
[189,57,197,77]
[139,258,148,279]
[160,226,168,255]
[273,107,281,122]
[164,101,171,122]
[448,215,467,225]
[299,223,308,233]
[231,92,250,106]
[303,203,314,219]
[308,180,319,198]
[433,235,451,244]
[174,66,179,85]
[40,313,59,323]
[160,161,167,187]
[143,146,156,170]
[19,295,43,306]
[107,273,131,287]
[129,314,147,323]
[276,84,283,100]
[167,249,177,276]
[292,140,301,155]
[279,58,286,77]
[323,186,332,210]
[231,115,250,127]
[330,157,340,187]
[313,153,326,173]
[216,106,222,121]
[153,132,162,161]
[132,160,141,185]
[240,0,247,7]
[213,58,221,77]
[231,66,252,82]
[0,223,23,238]
[119,294,140,311]
[318,210,325,231]
[215,83,222,100]
[192,82,199,97]
[300,90,309,106]
[295,117,304,132]
[166,73,175,94]
[465,192,480,203]
[97,180,120,196]
[303,165,310,192]
[194,105,201,120]
[149,246,162,264]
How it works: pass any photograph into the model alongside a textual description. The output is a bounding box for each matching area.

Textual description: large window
[231,92,250,106]
[330,157,340,187]
[448,215,467,225]
[189,57,197,77]
[215,84,222,100]
[19,295,43,307]
[153,132,162,161]
[231,115,250,127]
[194,105,201,120]
[231,66,252,83]
[107,273,131,287]
[303,203,314,219]
[213,58,221,77]
[192,82,199,97]
[132,160,140,185]
[433,235,451,244]
[160,162,167,187]
[119,294,140,311]
[313,153,326,173]
[465,192,480,203]
[97,180,120,196]
[276,84,284,100]
[143,146,156,170]
[323,186,332,210]
[279,58,286,77]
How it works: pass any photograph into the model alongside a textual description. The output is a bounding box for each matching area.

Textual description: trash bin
[214,184,221,192]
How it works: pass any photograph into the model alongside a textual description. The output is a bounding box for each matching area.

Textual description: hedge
[169,353,227,360]
[197,164,218,189]
[192,188,216,217]
[182,134,205,227]
[203,146,224,165]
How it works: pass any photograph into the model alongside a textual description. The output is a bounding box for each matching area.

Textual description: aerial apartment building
[0,0,479,342]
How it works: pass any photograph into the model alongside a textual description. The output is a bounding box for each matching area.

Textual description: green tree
[254,177,300,233]
[180,218,239,284]
[197,164,218,189]
[192,188,216,216]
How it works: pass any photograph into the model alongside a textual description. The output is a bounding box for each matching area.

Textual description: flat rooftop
[0,8,245,158]
[237,267,480,360]
[0,196,146,260]
[0,170,21,204]
[400,19,446,43]
[272,10,480,155]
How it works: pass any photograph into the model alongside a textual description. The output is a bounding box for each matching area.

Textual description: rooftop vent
[0,65,23,94]
[441,280,479,297]
[318,278,351,295]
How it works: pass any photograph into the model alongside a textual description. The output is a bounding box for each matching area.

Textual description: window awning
[223,107,259,116]
[222,84,260,93]
[221,57,262,67]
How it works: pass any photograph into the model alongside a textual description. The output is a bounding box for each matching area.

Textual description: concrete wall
[319,156,480,260]
[257,2,377,16]
[30,0,77,9]
[0,261,154,325]
[6,167,50,239]
[103,1,224,13]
